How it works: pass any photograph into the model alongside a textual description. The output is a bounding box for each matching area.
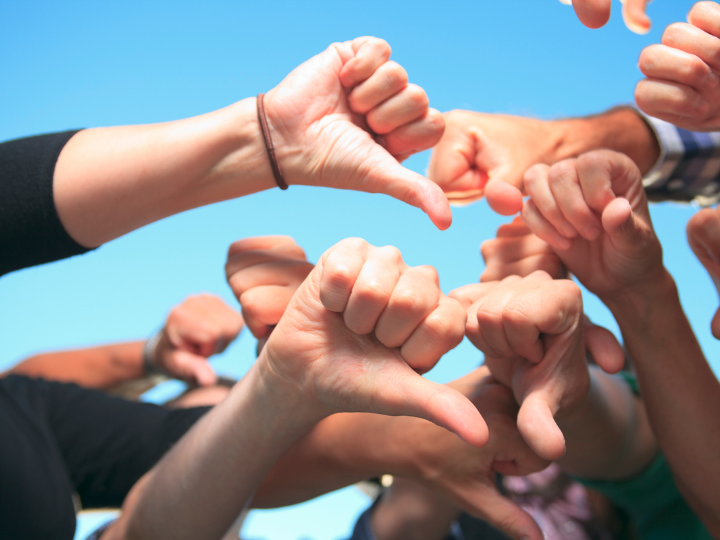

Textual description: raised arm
[5,294,243,389]
[520,148,720,535]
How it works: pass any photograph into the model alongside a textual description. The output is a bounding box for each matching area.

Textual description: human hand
[225,236,313,339]
[687,206,720,337]
[559,0,653,34]
[263,37,450,229]
[480,217,566,281]
[233,237,487,447]
[151,294,244,386]
[397,369,548,540]
[521,150,665,301]
[427,110,568,215]
[636,2,720,131]
[450,273,624,460]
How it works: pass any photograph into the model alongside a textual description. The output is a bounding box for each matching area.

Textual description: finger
[569,0,612,29]
[482,254,564,282]
[226,235,302,258]
[549,160,602,241]
[338,37,392,88]
[240,285,296,338]
[495,216,532,238]
[366,84,429,135]
[319,238,368,312]
[167,315,221,358]
[448,282,498,310]
[689,2,720,40]
[168,351,218,387]
[576,150,639,214]
[639,44,719,93]
[374,266,440,349]
[484,178,524,216]
[621,0,652,35]
[347,61,408,114]
[475,285,526,359]
[344,245,403,335]
[400,295,466,374]
[635,78,710,120]
[517,393,566,461]
[523,163,578,238]
[227,260,313,302]
[601,197,648,254]
[481,234,554,266]
[521,199,573,251]
[370,160,454,230]
[662,22,720,74]
[386,370,489,448]
[379,109,445,160]
[584,318,625,374]
[463,483,545,540]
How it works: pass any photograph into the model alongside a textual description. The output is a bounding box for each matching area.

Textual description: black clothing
[0,376,209,540]
[0,130,94,276]
[0,132,209,539]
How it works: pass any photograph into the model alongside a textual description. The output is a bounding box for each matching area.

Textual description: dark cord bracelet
[256,93,288,190]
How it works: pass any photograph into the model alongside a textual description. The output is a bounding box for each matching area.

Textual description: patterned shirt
[641,114,720,205]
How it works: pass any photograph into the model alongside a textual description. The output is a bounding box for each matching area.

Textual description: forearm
[106,362,319,540]
[604,275,720,534]
[555,107,661,175]
[54,98,274,248]
[253,411,415,508]
[557,367,657,480]
[5,341,145,389]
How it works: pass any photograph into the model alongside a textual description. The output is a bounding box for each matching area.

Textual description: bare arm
[4,342,145,389]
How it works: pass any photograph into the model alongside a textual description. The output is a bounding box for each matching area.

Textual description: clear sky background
[1,1,716,539]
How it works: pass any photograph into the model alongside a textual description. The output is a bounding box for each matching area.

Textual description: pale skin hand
[151,294,244,387]
[560,0,653,34]
[54,37,448,248]
[521,150,665,301]
[263,37,450,228]
[450,273,625,461]
[228,236,488,447]
[637,2,720,131]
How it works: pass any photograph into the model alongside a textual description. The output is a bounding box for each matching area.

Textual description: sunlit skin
[559,0,653,34]
[637,2,720,131]
[687,206,720,337]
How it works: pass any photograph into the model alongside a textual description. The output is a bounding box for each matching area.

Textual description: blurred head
[687,206,720,338]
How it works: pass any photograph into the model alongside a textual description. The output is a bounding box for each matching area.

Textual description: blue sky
[0,1,715,539]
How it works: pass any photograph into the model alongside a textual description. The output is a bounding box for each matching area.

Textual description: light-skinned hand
[153,294,244,387]
[398,369,548,540]
[450,273,624,460]
[480,217,566,282]
[521,150,665,301]
[636,2,720,131]
[560,0,653,34]
[263,37,450,229]
[227,237,488,447]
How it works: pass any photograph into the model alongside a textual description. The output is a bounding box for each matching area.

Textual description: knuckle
[356,279,390,305]
[662,23,688,47]
[405,84,429,108]
[550,159,579,182]
[480,241,497,261]
[393,288,425,315]
[383,61,408,87]
[415,265,440,285]
[377,244,403,263]
[425,311,465,346]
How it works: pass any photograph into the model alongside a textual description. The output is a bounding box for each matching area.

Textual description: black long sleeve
[0,130,96,277]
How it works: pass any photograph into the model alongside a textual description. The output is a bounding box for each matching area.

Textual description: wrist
[601,268,678,323]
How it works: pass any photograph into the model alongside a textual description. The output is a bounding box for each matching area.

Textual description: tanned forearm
[557,367,657,481]
[5,341,145,389]
[555,107,661,175]
[603,272,720,536]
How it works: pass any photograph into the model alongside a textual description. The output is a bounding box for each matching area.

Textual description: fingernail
[560,223,578,238]
[705,72,720,91]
